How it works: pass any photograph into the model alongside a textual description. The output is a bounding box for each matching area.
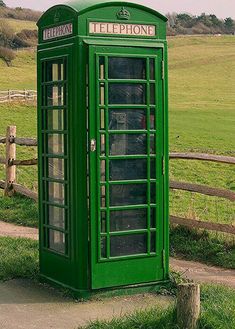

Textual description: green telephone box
[37,0,169,295]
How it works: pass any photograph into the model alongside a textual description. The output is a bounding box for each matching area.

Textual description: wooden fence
[0,125,234,235]
[0,90,37,103]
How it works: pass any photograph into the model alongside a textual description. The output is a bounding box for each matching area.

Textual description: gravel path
[0,220,38,240]
[170,258,235,288]
[1,220,234,288]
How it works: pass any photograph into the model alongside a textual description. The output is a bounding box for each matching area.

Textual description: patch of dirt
[1,220,234,288]
[170,257,235,288]
[0,220,38,240]
[0,279,173,329]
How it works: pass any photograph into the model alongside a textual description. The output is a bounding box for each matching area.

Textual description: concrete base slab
[0,279,173,329]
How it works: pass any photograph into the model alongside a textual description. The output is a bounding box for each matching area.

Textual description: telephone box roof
[39,0,167,22]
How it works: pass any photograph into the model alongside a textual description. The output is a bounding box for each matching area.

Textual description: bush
[17,29,38,40]
[0,46,15,66]
[0,1,6,8]
[0,6,41,22]
[12,35,30,48]
[0,19,14,47]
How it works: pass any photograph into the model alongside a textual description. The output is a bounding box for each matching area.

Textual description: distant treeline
[167,13,235,35]
[0,3,41,22]
[0,3,39,66]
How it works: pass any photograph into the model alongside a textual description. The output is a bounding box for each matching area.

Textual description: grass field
[0,18,37,33]
[0,236,234,328]
[83,284,235,329]
[0,236,38,281]
[0,50,36,90]
[0,35,234,267]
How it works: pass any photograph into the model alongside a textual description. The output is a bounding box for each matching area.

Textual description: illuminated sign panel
[43,23,73,41]
[89,22,156,37]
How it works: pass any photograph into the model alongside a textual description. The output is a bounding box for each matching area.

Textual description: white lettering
[43,23,73,41]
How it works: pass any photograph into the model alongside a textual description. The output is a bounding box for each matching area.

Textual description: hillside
[1,18,37,33]
[0,35,234,225]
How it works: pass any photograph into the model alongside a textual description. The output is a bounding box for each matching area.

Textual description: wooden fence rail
[0,90,37,103]
[0,125,234,235]
[170,152,235,165]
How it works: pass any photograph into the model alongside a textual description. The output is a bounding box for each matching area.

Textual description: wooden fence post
[4,125,16,196]
[177,283,200,329]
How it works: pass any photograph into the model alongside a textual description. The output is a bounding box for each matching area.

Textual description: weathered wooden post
[177,283,200,329]
[4,125,16,196]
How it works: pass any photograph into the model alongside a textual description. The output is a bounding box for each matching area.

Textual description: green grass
[0,193,38,227]
[0,18,37,32]
[0,35,234,267]
[0,236,39,281]
[0,50,36,90]
[83,285,235,329]
[170,226,235,269]
[0,236,234,329]
[168,35,235,227]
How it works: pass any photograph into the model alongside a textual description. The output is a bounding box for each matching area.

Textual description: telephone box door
[89,45,165,289]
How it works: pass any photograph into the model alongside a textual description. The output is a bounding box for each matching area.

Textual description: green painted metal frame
[89,45,167,289]
[37,0,169,294]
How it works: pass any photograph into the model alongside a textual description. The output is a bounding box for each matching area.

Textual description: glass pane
[151,208,156,228]
[48,158,64,180]
[49,230,65,253]
[109,109,147,130]
[110,234,147,257]
[52,63,59,81]
[99,57,105,80]
[108,57,146,79]
[100,109,105,129]
[46,85,64,106]
[48,134,64,155]
[100,160,106,181]
[48,206,65,228]
[151,232,156,252]
[110,184,147,206]
[150,108,155,130]
[109,84,146,104]
[101,211,106,233]
[110,209,147,231]
[47,62,64,82]
[101,236,107,258]
[101,186,106,207]
[100,83,105,105]
[100,134,106,155]
[150,134,155,154]
[47,110,64,130]
[110,134,147,155]
[48,182,64,205]
[151,183,156,204]
[150,84,155,105]
[150,58,155,80]
[110,159,147,180]
[150,158,156,179]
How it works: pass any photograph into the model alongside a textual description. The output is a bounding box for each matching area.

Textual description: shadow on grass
[170,226,235,269]
[0,193,38,227]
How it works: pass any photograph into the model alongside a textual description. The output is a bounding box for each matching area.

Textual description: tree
[177,13,195,28]
[0,46,16,66]
[0,1,6,7]
[224,17,234,33]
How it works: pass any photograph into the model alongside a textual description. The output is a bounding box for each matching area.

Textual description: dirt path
[0,279,173,329]
[1,220,234,288]
[0,220,38,240]
[170,258,235,288]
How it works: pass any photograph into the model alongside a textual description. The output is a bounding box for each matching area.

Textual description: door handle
[90,139,96,152]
